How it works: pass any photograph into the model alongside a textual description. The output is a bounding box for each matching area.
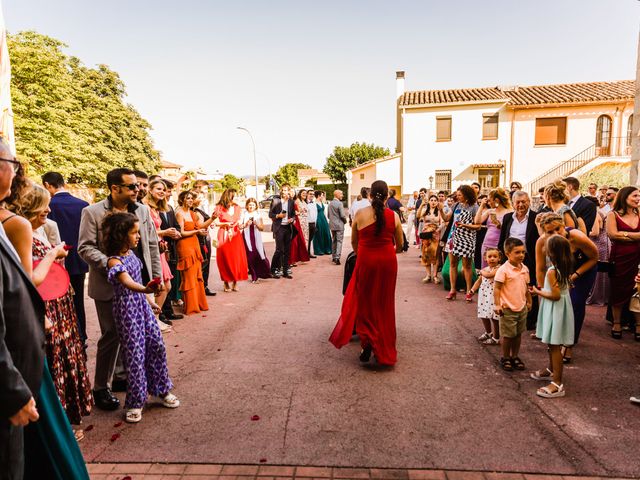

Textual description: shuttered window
[436,116,452,141]
[482,113,499,140]
[435,170,452,191]
[535,117,567,145]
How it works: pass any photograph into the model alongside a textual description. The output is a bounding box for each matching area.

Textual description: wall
[401,102,510,193]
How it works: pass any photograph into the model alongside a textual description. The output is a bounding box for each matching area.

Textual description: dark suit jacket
[497,209,539,280]
[269,196,296,235]
[48,191,89,276]
[160,207,179,265]
[571,196,597,234]
[0,236,46,419]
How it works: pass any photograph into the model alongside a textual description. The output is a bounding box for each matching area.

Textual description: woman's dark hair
[370,180,389,234]
[297,190,307,201]
[458,185,477,206]
[178,190,193,207]
[217,188,236,209]
[424,194,440,217]
[2,163,30,214]
[101,212,139,257]
[612,186,639,215]
[389,189,396,198]
[546,235,573,290]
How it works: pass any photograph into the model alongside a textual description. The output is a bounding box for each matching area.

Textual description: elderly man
[0,139,46,479]
[498,191,540,330]
[78,168,162,411]
[328,190,347,265]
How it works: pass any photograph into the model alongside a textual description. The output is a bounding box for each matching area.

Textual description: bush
[578,162,631,189]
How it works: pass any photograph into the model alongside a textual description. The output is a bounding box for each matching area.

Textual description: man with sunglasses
[0,141,46,478]
[78,168,162,411]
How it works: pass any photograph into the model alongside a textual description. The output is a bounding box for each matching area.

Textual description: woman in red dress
[329,180,404,366]
[214,189,248,292]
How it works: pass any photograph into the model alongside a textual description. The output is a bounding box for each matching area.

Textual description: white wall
[401,103,510,193]
[376,156,400,185]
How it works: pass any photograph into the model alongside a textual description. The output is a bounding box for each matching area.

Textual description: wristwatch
[623,232,629,238]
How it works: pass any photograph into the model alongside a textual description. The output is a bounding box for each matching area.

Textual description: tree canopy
[221,173,244,194]
[9,31,161,186]
[322,142,390,183]
[274,162,311,187]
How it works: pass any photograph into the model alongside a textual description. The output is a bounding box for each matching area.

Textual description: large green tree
[274,162,311,187]
[323,142,390,183]
[221,173,244,194]
[9,31,160,186]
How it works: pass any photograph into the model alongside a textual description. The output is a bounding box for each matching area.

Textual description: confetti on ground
[251,415,260,421]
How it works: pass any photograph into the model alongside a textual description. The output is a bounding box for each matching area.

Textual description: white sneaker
[421,276,431,284]
[477,332,491,341]
[157,319,172,333]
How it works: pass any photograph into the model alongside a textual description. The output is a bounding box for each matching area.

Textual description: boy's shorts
[499,307,528,338]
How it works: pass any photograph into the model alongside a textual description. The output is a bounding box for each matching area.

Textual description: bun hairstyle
[489,187,511,209]
[370,180,389,235]
[537,211,564,228]
[544,181,569,204]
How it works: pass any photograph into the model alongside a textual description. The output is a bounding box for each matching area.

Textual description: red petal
[113,421,123,428]
[174,345,179,347]
[260,458,267,463]
[122,477,132,480]
[282,321,287,324]
[110,433,120,442]
[217,348,221,351]
[179,351,184,354]
[251,415,260,421]
[84,425,94,432]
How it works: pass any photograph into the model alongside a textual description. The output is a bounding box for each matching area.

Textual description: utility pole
[631,29,640,185]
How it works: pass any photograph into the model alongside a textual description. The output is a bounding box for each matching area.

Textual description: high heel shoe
[446,291,456,301]
[465,291,474,302]
[359,345,372,363]
[611,323,622,339]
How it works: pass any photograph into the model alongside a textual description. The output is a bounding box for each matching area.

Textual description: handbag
[630,294,640,313]
[597,261,615,276]
[419,231,433,240]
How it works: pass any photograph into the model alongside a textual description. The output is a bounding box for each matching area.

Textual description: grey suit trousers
[331,229,344,261]
[93,300,125,390]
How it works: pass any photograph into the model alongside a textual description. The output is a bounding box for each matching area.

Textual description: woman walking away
[313,191,333,255]
[329,180,404,366]
[531,235,575,398]
[103,212,179,423]
[241,198,271,283]
[214,189,249,291]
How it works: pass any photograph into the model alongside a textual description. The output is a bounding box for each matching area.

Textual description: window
[435,169,452,191]
[534,117,567,145]
[477,168,500,189]
[436,116,452,141]
[595,115,612,156]
[359,173,365,180]
[627,114,634,148]
[482,113,499,140]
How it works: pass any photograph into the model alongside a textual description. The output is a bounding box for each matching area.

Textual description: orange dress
[176,210,209,314]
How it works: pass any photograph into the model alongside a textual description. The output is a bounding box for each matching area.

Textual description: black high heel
[611,323,623,340]
[359,345,372,363]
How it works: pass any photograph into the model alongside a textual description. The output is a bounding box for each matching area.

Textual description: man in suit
[42,171,90,344]
[269,184,295,279]
[328,190,347,265]
[564,176,597,234]
[78,168,162,410]
[0,140,46,479]
[497,191,540,330]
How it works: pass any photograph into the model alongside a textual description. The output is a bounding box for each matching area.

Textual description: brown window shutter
[535,117,567,145]
[482,113,499,139]
[436,117,452,141]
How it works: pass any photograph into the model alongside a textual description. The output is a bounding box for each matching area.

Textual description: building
[158,160,184,182]
[297,168,333,188]
[385,72,634,194]
[346,154,401,204]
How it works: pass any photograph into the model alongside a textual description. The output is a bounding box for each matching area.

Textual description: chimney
[396,70,405,99]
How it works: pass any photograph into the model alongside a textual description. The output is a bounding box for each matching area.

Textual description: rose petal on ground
[113,421,123,428]
[84,425,94,432]
[179,351,184,354]
[260,458,267,463]
[282,321,287,324]
[122,477,132,480]
[251,415,260,421]
[110,433,121,442]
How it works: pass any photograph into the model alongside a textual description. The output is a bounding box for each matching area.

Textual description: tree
[8,31,160,186]
[221,173,244,194]
[323,142,390,183]
[274,162,311,187]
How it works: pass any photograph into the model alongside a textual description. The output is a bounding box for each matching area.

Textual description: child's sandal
[537,382,565,398]
[483,336,499,345]
[512,357,526,370]
[500,357,513,371]
[530,368,553,380]
[160,392,180,408]
[125,408,143,423]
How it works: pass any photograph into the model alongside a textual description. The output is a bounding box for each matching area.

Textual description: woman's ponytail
[370,180,389,234]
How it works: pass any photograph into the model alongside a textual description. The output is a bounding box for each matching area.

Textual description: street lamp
[429,175,434,190]
[236,126,259,199]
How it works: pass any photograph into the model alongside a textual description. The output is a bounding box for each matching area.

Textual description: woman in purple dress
[587,207,611,305]
[475,187,512,268]
[240,198,271,283]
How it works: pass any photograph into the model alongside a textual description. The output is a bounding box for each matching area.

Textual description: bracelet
[574,271,581,277]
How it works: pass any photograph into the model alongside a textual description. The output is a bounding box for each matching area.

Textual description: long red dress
[290,203,310,264]
[609,212,640,307]
[329,208,398,365]
[177,210,209,314]
[215,204,249,282]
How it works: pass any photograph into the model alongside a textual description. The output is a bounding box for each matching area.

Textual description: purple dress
[587,211,611,305]
[480,211,506,268]
[108,252,173,409]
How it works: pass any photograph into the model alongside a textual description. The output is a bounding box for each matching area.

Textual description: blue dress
[536,267,575,345]
[108,252,173,409]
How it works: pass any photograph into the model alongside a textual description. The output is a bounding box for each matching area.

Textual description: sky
[3,0,640,177]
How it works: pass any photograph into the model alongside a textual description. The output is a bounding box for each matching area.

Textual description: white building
[392,72,634,194]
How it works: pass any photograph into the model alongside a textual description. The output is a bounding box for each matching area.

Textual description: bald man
[327,190,347,265]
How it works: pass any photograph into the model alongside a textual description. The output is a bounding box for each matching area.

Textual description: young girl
[471,248,501,345]
[531,235,575,399]
[419,195,443,283]
[103,212,180,423]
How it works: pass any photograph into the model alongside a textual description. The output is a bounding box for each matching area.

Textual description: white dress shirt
[568,194,581,209]
[509,209,530,247]
[307,201,318,223]
[349,198,371,218]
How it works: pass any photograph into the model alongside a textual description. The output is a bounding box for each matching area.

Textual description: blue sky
[4,0,640,176]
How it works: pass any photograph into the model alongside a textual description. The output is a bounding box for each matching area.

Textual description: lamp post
[256,151,272,194]
[429,175,434,190]
[237,126,259,199]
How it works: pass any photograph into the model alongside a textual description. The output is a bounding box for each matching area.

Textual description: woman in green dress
[313,191,332,255]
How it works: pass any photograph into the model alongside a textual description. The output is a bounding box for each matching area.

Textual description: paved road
[80,233,640,477]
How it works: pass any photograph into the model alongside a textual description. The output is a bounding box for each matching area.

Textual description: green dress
[441,255,477,291]
[24,360,89,480]
[536,267,575,345]
[313,203,332,255]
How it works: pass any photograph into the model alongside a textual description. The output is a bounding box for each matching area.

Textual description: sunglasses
[119,183,140,191]
[0,157,20,173]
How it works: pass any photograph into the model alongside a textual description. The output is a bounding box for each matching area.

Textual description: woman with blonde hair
[475,187,513,268]
[544,181,585,234]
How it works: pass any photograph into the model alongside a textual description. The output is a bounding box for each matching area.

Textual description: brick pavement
[86,463,636,480]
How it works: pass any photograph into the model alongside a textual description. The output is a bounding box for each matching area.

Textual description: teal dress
[24,360,89,480]
[536,267,575,346]
[313,203,332,255]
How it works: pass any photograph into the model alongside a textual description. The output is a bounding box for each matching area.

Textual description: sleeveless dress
[477,273,498,320]
[587,210,610,305]
[32,236,92,425]
[329,208,398,365]
[609,212,640,308]
[313,203,332,255]
[290,202,310,264]
[176,210,208,314]
[215,204,249,282]
[480,211,507,268]
[445,204,476,259]
[149,208,174,282]
[296,199,309,242]
[536,266,575,345]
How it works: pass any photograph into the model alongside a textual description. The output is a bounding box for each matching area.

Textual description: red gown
[215,204,249,282]
[290,203,310,264]
[329,208,398,365]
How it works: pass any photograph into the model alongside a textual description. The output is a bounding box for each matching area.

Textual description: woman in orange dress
[175,190,214,314]
[214,189,248,292]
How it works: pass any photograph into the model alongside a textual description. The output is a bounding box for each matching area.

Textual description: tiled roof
[160,160,182,169]
[398,80,635,108]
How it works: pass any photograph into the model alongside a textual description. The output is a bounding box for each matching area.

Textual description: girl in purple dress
[475,187,513,268]
[241,198,271,282]
[102,212,180,423]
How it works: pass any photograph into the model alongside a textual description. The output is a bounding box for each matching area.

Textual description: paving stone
[408,472,447,480]
[111,463,152,474]
[185,465,224,475]
[446,472,486,480]
[88,463,116,474]
[370,469,409,480]
[148,464,187,474]
[259,466,296,476]
[296,467,332,478]
[485,474,525,480]
[221,465,260,476]
[333,468,371,479]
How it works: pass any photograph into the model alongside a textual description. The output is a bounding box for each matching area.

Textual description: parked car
[259,195,276,209]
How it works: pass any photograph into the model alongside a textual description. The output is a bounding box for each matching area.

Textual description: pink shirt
[495,261,530,312]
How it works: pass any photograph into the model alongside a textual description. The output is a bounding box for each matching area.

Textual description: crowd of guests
[401,177,640,403]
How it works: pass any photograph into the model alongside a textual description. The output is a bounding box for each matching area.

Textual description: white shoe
[421,276,431,284]
[157,319,172,333]
[125,408,142,423]
[159,392,180,408]
[630,396,640,404]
